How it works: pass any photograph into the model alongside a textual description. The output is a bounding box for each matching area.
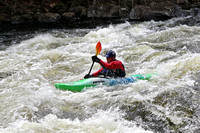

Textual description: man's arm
[92,67,103,77]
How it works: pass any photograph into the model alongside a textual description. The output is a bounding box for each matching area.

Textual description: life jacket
[99,65,125,78]
[93,59,126,78]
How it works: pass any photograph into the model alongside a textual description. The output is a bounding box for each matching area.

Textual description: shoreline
[0,1,199,32]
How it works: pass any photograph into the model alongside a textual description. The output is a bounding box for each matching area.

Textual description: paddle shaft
[88,61,94,75]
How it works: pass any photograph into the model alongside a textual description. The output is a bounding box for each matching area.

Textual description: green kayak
[55,73,156,92]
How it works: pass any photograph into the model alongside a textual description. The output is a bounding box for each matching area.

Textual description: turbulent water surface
[0,17,200,133]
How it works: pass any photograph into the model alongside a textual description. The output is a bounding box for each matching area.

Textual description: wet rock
[88,4,120,18]
[129,5,173,21]
[190,8,200,21]
[185,8,200,26]
[11,16,24,24]
[36,13,61,23]
[49,3,67,13]
[62,12,76,18]
[21,14,34,22]
[69,6,87,17]
[173,5,190,17]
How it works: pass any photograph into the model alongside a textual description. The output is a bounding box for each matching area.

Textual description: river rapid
[0,17,200,133]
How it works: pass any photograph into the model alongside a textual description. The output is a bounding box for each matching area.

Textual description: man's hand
[84,74,92,79]
[92,56,100,63]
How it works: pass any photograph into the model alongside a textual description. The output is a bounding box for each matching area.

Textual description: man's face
[106,57,115,63]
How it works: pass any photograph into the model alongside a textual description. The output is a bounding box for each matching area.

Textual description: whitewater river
[0,17,200,133]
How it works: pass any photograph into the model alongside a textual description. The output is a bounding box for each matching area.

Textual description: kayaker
[84,50,126,78]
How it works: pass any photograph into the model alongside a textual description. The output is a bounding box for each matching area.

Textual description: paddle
[88,42,102,75]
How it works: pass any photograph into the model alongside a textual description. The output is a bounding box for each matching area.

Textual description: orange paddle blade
[95,42,102,55]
